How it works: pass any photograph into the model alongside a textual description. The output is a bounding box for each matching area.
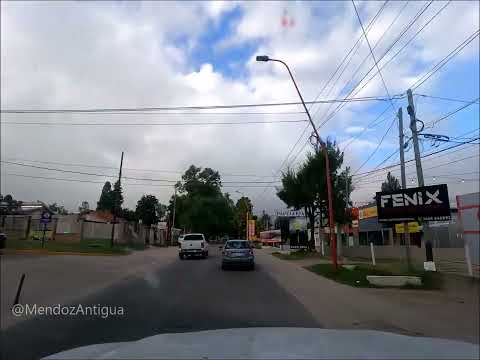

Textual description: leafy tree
[78,201,90,214]
[0,194,21,215]
[136,195,159,227]
[381,172,401,192]
[111,180,124,216]
[120,208,138,222]
[169,165,235,239]
[96,180,123,215]
[277,139,354,249]
[155,203,167,221]
[49,202,68,215]
[97,181,114,211]
[234,196,252,238]
[260,210,271,231]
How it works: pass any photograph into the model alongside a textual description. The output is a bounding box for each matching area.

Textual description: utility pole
[110,151,124,247]
[171,186,177,244]
[398,108,412,270]
[345,168,350,249]
[407,89,424,186]
[256,56,337,268]
[246,211,249,240]
[407,89,433,264]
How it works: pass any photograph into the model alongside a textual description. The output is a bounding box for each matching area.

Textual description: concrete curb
[1,249,129,256]
[367,275,422,287]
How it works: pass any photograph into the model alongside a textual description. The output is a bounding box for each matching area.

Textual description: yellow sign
[358,206,378,220]
[395,222,420,233]
[248,220,256,240]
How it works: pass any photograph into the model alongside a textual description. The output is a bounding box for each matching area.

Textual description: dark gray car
[221,240,254,270]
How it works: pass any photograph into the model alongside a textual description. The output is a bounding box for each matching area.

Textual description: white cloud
[345,126,365,134]
[1,1,478,215]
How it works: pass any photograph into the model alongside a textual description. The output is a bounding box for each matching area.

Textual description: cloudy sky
[1,0,479,213]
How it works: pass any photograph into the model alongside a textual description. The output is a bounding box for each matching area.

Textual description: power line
[362,120,479,179]
[1,119,309,126]
[352,0,396,111]
[353,116,397,174]
[0,160,282,184]
[0,95,397,114]
[315,0,449,139]
[309,1,391,118]
[410,29,480,90]
[416,93,480,104]
[1,111,306,116]
[359,0,452,89]
[355,177,479,190]
[252,2,392,204]
[424,97,480,128]
[283,0,436,173]
[315,1,434,132]
[451,128,480,140]
[372,148,400,170]
[352,137,480,177]
[0,173,280,188]
[355,161,480,184]
[257,1,394,186]
[0,157,279,178]
[353,143,479,183]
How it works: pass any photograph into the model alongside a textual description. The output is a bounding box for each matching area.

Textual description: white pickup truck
[178,233,209,259]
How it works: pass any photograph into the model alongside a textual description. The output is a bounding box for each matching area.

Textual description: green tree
[0,194,21,215]
[49,202,68,215]
[381,172,401,192]
[234,196,252,238]
[155,203,167,221]
[111,180,124,216]
[277,139,354,249]
[120,208,137,222]
[97,181,114,211]
[78,201,90,214]
[260,210,271,231]
[136,195,159,227]
[169,165,235,239]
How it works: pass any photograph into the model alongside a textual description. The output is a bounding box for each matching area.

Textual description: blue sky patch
[187,6,260,80]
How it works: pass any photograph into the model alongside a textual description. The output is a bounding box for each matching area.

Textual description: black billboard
[376,184,451,222]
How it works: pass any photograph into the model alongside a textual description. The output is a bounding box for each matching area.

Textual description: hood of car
[43,327,479,359]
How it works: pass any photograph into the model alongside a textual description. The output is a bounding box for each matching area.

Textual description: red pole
[263,58,338,269]
[322,144,337,269]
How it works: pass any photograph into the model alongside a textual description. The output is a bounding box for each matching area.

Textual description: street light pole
[256,56,337,268]
[171,185,177,245]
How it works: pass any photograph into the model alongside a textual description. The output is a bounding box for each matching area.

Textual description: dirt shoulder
[257,249,479,344]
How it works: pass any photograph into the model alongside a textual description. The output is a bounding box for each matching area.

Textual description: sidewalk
[257,249,479,345]
[1,247,179,330]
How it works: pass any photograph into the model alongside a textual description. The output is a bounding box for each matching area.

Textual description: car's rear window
[225,241,250,249]
[183,234,203,241]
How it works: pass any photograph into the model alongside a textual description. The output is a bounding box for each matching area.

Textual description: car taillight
[201,242,204,248]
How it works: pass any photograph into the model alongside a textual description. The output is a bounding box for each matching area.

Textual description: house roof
[83,210,115,223]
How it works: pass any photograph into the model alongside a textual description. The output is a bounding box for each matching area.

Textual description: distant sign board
[395,222,421,234]
[376,184,451,222]
[276,209,305,217]
[248,220,256,240]
[289,217,307,232]
[40,211,52,224]
[358,206,377,220]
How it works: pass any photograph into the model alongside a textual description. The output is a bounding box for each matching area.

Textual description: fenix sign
[376,184,451,222]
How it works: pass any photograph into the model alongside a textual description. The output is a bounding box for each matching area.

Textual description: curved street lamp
[256,55,338,268]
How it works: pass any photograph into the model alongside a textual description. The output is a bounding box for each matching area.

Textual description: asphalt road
[1,247,319,359]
